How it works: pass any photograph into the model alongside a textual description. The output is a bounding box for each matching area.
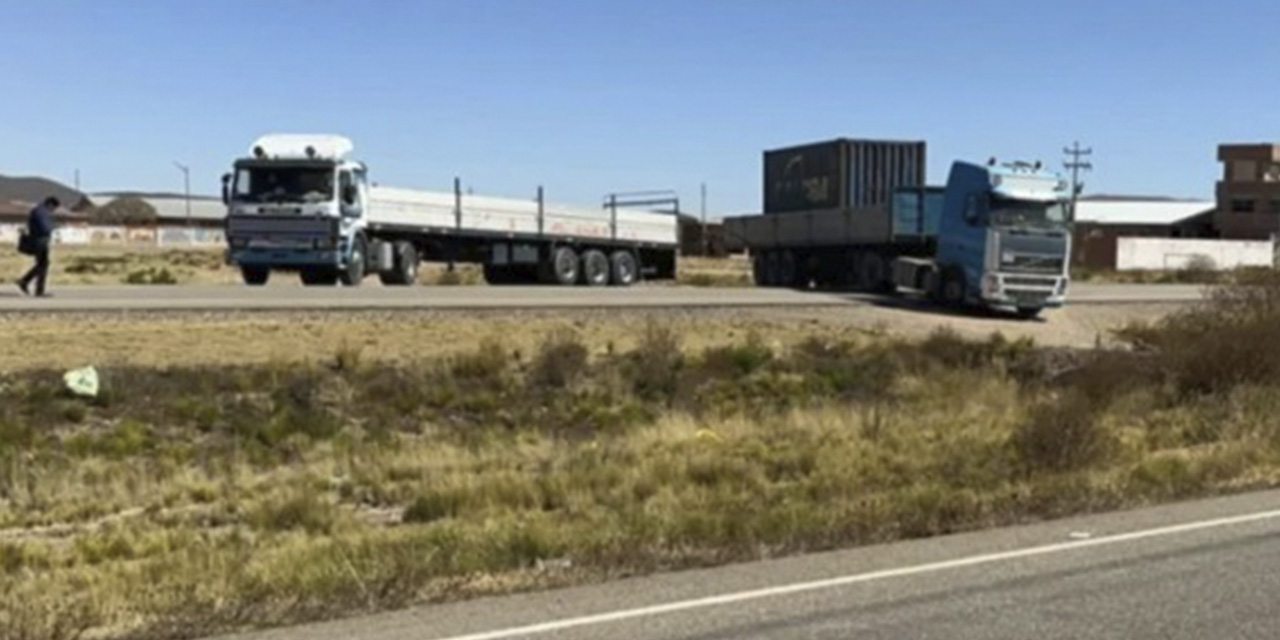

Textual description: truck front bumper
[980,273,1068,309]
[227,247,341,269]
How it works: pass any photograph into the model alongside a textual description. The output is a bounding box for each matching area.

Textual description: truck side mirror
[342,184,357,205]
[221,173,232,205]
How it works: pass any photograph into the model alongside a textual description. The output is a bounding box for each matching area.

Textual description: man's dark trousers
[19,245,49,296]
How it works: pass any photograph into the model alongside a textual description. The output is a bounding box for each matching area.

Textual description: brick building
[1216,144,1280,240]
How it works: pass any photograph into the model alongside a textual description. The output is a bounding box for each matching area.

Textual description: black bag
[17,232,36,256]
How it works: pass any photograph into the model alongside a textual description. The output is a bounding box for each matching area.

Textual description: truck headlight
[983,273,1000,297]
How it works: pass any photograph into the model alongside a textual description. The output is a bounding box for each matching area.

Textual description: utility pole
[700,182,708,257]
[74,169,80,192]
[173,161,191,226]
[1062,141,1092,222]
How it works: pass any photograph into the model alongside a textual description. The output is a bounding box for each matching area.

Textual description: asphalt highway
[0,282,1205,313]
[220,489,1280,640]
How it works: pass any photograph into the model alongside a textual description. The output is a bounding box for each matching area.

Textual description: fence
[1115,237,1274,271]
[0,224,225,248]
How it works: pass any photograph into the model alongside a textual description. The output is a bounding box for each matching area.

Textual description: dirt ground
[0,301,1183,372]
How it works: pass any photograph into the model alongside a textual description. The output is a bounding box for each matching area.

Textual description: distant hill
[0,175,94,211]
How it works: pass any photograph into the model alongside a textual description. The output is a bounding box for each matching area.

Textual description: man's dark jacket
[26,203,56,248]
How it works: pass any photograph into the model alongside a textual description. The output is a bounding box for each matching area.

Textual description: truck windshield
[233,166,335,204]
[989,199,1067,229]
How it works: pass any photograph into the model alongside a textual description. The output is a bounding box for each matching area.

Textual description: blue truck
[723,138,1073,318]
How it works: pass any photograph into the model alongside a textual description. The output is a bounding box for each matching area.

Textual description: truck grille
[226,216,335,236]
[1003,255,1064,274]
[1004,276,1057,288]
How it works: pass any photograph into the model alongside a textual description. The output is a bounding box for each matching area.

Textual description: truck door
[339,169,365,219]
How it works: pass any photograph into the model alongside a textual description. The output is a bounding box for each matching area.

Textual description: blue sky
[1,0,1275,215]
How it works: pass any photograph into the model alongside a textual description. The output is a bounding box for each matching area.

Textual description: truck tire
[300,268,337,286]
[779,251,797,289]
[941,269,966,307]
[762,252,780,287]
[1015,306,1043,320]
[339,235,367,287]
[241,266,269,286]
[379,241,418,286]
[484,264,511,285]
[858,253,888,292]
[751,253,767,286]
[610,250,638,286]
[544,246,579,286]
[582,249,610,286]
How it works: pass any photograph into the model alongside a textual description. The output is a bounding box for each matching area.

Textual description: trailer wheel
[760,252,779,287]
[580,249,609,286]
[380,241,418,286]
[751,253,767,286]
[300,268,337,286]
[484,264,510,285]
[778,251,797,289]
[241,266,269,286]
[609,250,638,286]
[545,246,579,286]
[339,236,367,287]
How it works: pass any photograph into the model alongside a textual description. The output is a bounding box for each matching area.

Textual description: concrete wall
[1,223,225,248]
[1115,237,1274,271]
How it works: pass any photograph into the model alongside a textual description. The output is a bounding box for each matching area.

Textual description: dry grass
[1,246,236,286]
[4,301,1280,638]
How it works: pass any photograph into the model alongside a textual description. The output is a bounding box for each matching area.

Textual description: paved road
[0,283,1205,313]
[222,490,1280,640]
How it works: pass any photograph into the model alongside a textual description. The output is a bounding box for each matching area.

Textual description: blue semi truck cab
[891,159,1073,318]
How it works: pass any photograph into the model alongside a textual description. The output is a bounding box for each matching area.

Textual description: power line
[1063,141,1092,222]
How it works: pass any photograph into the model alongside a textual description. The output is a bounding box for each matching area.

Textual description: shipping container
[762,138,926,214]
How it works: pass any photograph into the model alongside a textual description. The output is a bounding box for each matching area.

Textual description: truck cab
[222,134,371,286]
[931,160,1072,316]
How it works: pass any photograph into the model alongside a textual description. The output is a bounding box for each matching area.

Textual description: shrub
[626,322,683,400]
[701,332,773,378]
[250,490,339,534]
[124,267,179,285]
[1012,392,1115,473]
[530,329,589,389]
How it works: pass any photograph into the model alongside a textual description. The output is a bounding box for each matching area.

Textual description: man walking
[17,196,59,297]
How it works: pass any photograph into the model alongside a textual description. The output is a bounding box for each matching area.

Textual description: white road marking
[433,507,1280,640]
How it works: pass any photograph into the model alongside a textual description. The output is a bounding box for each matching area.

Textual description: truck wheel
[858,253,888,292]
[751,253,767,286]
[484,264,511,285]
[300,268,337,286]
[1015,306,1043,320]
[779,252,797,289]
[610,250,638,286]
[379,241,418,286]
[582,249,610,286]
[241,266,269,286]
[941,270,966,307]
[339,236,367,287]
[762,252,780,287]
[545,246,579,286]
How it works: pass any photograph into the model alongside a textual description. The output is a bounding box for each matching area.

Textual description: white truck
[220,134,679,286]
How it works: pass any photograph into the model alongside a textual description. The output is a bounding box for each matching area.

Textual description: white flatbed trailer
[223,134,679,287]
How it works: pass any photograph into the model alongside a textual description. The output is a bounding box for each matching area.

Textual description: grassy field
[3,274,1280,639]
